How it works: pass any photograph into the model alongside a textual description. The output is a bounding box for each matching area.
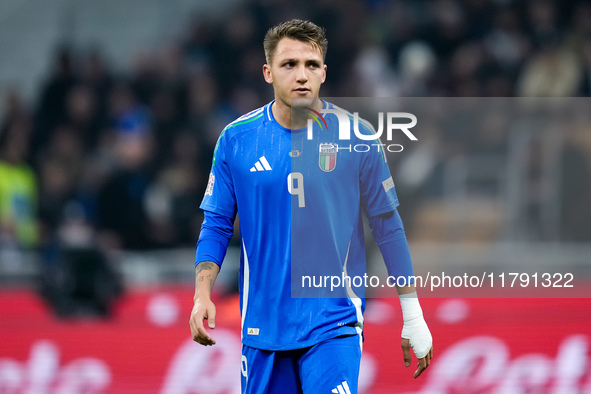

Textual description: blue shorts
[241,334,362,394]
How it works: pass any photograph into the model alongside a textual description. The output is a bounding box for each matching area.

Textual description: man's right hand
[189,297,217,346]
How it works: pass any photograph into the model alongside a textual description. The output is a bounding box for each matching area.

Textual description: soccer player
[189,19,433,393]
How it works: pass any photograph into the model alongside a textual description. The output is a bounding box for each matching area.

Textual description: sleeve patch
[205,173,215,196]
[382,176,395,193]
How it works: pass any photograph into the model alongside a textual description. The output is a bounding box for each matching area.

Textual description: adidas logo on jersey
[250,156,272,172]
[331,381,352,394]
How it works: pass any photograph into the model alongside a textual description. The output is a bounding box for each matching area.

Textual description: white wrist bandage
[400,292,432,359]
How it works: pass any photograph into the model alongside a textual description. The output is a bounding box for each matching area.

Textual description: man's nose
[296,65,308,83]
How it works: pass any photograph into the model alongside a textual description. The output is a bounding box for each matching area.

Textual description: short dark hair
[263,19,328,65]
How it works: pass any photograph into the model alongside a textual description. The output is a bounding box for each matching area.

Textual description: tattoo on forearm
[196,261,216,290]
[196,261,216,275]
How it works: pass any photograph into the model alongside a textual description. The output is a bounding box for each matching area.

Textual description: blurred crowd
[2,0,591,258]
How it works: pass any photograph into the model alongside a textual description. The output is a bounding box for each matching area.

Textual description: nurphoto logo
[304,107,418,153]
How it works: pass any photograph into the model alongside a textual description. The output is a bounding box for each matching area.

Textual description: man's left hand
[401,314,433,378]
[401,336,433,378]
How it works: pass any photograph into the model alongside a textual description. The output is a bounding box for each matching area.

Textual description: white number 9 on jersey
[288,172,305,208]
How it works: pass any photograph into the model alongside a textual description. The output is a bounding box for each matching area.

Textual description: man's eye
[284,62,295,68]
[309,63,319,69]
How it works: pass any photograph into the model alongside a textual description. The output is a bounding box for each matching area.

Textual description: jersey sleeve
[200,130,237,218]
[358,124,399,217]
[368,209,415,279]
[195,210,234,267]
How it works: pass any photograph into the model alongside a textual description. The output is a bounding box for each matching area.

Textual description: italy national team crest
[319,143,337,172]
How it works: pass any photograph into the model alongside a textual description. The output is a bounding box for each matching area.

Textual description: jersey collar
[265,99,329,130]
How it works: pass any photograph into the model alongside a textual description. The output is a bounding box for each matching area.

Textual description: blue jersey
[200,101,399,351]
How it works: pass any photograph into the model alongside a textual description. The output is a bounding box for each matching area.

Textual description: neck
[272,97,322,129]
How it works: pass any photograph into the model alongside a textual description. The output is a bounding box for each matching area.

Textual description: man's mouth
[293,88,310,94]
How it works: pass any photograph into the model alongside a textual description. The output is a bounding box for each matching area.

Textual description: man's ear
[263,64,273,84]
[322,64,327,83]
